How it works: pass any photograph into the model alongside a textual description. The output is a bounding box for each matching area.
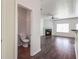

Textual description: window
[76,24,78,30]
[57,24,69,32]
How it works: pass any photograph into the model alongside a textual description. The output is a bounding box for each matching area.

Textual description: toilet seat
[22,39,29,42]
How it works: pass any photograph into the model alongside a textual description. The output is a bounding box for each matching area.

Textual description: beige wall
[2,0,16,59]
[18,7,27,34]
[18,6,31,35]
[26,9,31,35]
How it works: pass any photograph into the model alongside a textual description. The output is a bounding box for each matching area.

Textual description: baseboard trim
[75,43,78,59]
[53,35,75,39]
[31,49,41,56]
[40,35,75,39]
[75,48,77,59]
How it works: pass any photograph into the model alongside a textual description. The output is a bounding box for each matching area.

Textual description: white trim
[31,49,41,56]
[15,0,18,59]
[75,33,78,59]
[75,44,78,59]
[53,17,78,21]
[52,33,75,38]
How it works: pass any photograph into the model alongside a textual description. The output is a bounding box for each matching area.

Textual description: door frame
[15,1,18,59]
[15,3,32,59]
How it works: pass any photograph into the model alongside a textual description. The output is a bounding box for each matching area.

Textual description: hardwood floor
[18,36,76,59]
[18,46,30,59]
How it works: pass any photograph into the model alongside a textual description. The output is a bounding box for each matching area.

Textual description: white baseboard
[75,41,78,59]
[53,34,75,38]
[31,49,41,56]
[75,48,77,59]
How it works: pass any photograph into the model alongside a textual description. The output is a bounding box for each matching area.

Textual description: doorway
[17,5,31,59]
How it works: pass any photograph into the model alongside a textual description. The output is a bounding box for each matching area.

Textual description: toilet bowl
[19,33,30,47]
[22,38,29,47]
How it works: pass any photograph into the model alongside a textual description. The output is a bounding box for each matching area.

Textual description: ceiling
[41,0,78,19]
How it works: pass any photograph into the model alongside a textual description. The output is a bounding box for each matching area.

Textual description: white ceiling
[41,0,78,19]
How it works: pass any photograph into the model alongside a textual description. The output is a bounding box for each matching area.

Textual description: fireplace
[45,29,52,36]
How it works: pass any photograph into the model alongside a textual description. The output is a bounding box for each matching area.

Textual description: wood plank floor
[18,36,76,59]
[18,46,30,59]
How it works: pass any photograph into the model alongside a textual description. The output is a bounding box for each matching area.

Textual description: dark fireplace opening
[45,29,52,36]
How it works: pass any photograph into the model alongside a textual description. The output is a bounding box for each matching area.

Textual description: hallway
[18,36,76,59]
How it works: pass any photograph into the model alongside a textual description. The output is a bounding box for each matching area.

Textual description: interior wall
[53,17,78,37]
[18,0,41,56]
[26,11,31,35]
[41,16,53,36]
[18,7,27,34]
[18,6,31,35]
[40,18,44,36]
[2,0,16,59]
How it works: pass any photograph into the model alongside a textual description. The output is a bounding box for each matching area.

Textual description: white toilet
[19,33,30,47]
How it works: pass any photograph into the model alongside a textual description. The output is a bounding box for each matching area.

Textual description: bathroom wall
[26,10,31,35]
[18,6,31,35]
[18,7,27,34]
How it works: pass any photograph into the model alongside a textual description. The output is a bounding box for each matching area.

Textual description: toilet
[19,33,30,47]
